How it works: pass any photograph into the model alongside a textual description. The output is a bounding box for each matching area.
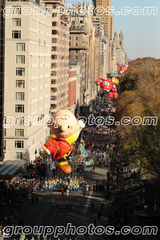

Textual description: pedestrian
[101,203,103,211]
[40,188,43,196]
[91,169,93,177]
[32,196,34,204]
[85,184,89,191]
[66,189,69,196]
[61,188,64,196]
[51,198,55,205]
[69,203,72,210]
[91,203,94,210]
[35,196,38,204]
[53,203,56,211]
[97,212,101,221]
[83,190,86,197]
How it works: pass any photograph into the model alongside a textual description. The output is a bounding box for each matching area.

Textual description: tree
[115,58,160,179]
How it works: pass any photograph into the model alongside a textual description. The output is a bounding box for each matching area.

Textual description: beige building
[101,35,109,78]
[4,0,51,162]
[40,0,69,115]
[92,0,114,73]
[70,1,98,104]
[69,27,89,106]
[111,30,126,73]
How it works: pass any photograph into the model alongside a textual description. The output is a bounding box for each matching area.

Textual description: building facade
[0,0,5,161]
[40,0,69,115]
[111,30,126,73]
[4,0,51,161]
[69,27,89,106]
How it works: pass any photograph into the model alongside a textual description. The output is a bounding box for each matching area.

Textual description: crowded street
[0,93,159,240]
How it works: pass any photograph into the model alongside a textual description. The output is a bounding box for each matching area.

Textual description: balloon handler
[43,109,85,174]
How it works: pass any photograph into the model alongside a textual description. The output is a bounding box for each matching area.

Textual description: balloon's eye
[68,126,70,128]
[57,124,59,127]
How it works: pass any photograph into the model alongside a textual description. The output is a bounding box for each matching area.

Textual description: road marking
[84,189,93,215]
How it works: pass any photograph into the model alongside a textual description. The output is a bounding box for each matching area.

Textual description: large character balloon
[97,78,118,99]
[119,64,128,74]
[43,109,85,174]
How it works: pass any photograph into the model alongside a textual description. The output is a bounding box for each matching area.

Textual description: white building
[4,0,52,162]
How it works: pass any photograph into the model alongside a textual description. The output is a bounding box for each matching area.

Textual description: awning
[0,160,27,180]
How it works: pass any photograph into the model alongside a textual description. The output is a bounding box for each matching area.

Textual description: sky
[65,0,160,60]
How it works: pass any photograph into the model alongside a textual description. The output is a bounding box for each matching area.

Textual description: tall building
[0,0,5,161]
[68,60,81,114]
[4,0,51,161]
[93,0,113,40]
[40,0,69,115]
[69,26,89,106]
[70,1,98,104]
[111,30,126,73]
[101,35,109,78]
[93,0,114,73]
[91,16,102,35]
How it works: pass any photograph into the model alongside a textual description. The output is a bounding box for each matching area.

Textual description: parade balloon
[43,109,85,174]
[119,64,128,74]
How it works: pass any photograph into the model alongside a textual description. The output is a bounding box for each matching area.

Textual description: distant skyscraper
[0,0,5,161]
[93,0,113,40]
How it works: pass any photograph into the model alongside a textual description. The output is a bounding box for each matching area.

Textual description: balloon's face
[100,81,112,91]
[104,81,109,86]
[47,109,79,138]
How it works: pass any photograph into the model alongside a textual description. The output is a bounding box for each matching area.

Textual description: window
[15,105,24,113]
[51,55,57,60]
[76,43,78,46]
[80,20,83,23]
[52,22,57,26]
[16,67,25,76]
[15,117,24,125]
[51,71,57,76]
[12,30,21,39]
[15,141,24,148]
[76,50,78,53]
[16,55,25,64]
[51,88,57,92]
[16,152,22,159]
[15,129,24,137]
[3,140,6,151]
[16,80,25,88]
[52,38,57,43]
[16,43,25,51]
[51,104,56,109]
[76,56,78,59]
[12,18,21,26]
[12,6,21,15]
[51,80,56,84]
[52,30,58,34]
[76,37,78,40]
[51,47,57,51]
[51,63,57,68]
[4,129,6,137]
[50,96,57,101]
[16,92,25,100]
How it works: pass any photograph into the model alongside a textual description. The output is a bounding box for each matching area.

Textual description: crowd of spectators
[0,177,37,227]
